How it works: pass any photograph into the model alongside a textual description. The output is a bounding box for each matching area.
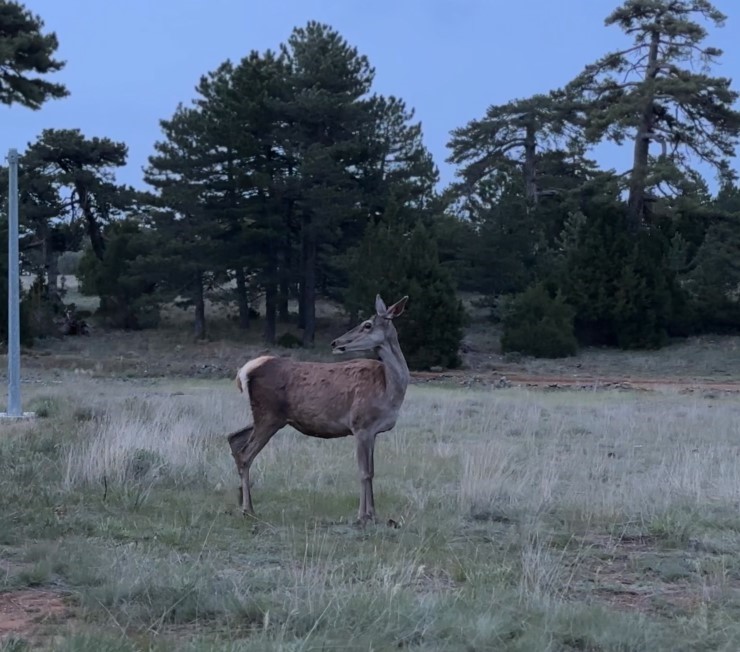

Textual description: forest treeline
[2,0,740,368]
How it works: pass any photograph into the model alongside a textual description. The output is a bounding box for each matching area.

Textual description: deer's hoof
[355,513,378,527]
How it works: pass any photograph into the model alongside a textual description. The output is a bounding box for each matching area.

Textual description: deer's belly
[287,419,351,439]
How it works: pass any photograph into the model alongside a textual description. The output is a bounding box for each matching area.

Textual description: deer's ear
[375,294,388,316]
[385,296,408,319]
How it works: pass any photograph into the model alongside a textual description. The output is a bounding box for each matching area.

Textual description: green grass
[4,377,740,649]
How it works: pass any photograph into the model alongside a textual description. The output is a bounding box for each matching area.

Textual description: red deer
[228,295,409,523]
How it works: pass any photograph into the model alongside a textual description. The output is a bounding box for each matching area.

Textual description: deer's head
[331,295,408,354]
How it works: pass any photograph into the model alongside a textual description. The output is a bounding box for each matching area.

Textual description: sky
[3,0,740,192]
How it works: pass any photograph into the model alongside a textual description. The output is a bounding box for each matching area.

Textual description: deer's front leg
[355,432,377,523]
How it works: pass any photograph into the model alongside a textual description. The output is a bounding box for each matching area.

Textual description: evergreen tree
[346,214,464,369]
[0,0,67,108]
[226,51,295,342]
[0,158,68,298]
[447,92,579,213]
[280,21,375,346]
[77,218,160,329]
[329,94,440,303]
[559,196,688,348]
[192,54,293,337]
[8,130,136,326]
[144,105,225,339]
[685,183,740,330]
[23,129,133,264]
[566,0,740,231]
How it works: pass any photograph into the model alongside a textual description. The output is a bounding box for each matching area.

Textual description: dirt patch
[411,369,740,394]
[590,580,701,616]
[563,535,709,616]
[0,589,69,639]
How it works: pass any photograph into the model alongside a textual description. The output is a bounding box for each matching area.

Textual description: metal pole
[7,148,21,417]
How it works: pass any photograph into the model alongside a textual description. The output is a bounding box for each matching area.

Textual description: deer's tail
[235,356,274,394]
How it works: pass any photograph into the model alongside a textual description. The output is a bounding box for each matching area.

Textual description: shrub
[277,332,302,348]
[501,283,577,358]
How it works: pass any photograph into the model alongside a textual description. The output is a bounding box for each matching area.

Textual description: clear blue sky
[3,0,739,191]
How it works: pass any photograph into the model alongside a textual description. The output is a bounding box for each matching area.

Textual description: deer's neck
[377,329,410,406]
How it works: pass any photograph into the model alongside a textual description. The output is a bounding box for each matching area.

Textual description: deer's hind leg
[228,421,282,516]
[228,426,253,509]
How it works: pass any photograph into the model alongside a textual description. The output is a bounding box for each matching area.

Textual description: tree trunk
[235,267,250,330]
[40,226,56,300]
[298,231,306,330]
[264,250,277,344]
[194,271,206,340]
[523,122,538,211]
[75,183,106,261]
[627,30,661,234]
[278,234,291,322]
[47,250,59,298]
[301,215,316,347]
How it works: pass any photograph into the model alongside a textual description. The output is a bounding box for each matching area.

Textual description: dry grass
[4,376,740,649]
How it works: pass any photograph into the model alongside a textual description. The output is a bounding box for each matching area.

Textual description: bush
[277,332,302,348]
[501,283,577,358]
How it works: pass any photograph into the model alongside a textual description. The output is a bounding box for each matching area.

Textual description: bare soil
[413,368,740,394]
[0,589,69,640]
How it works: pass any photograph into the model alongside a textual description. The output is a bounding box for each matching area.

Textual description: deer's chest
[350,402,401,435]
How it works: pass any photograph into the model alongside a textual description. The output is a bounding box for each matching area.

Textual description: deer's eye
[363,321,372,330]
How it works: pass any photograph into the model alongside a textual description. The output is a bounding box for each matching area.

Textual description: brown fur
[228,294,410,522]
[245,357,389,439]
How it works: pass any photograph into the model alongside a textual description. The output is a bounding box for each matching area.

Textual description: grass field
[4,369,740,650]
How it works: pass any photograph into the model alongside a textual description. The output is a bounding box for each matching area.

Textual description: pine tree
[559,195,687,348]
[77,218,160,329]
[0,0,67,108]
[329,94,440,302]
[279,22,375,346]
[685,183,740,330]
[192,54,293,337]
[19,129,135,323]
[144,105,225,339]
[23,129,133,264]
[226,51,295,342]
[346,214,464,369]
[566,0,740,231]
[447,92,578,213]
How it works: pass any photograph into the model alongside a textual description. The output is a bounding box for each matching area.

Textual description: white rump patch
[236,355,275,393]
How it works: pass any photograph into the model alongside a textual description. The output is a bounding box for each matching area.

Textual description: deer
[227,294,410,524]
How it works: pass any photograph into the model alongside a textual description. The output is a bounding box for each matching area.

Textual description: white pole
[5,149,23,418]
